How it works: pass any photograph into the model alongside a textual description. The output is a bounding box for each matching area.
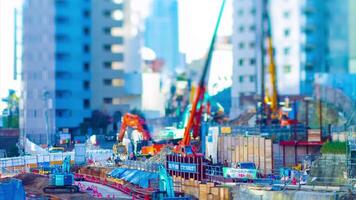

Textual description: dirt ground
[13,173,109,200]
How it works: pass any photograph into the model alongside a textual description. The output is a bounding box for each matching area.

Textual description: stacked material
[182,178,199,199]
[79,166,110,179]
[198,183,230,200]
[218,135,273,174]
[173,176,231,200]
[147,145,173,164]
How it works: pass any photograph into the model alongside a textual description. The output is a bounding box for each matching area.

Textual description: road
[78,181,131,199]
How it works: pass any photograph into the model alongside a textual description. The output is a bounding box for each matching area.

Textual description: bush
[320,141,347,154]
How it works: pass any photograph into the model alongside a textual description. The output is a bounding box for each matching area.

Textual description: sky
[179,0,232,62]
[0,0,21,111]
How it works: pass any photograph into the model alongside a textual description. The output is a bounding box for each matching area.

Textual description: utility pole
[43,90,50,148]
[260,0,267,125]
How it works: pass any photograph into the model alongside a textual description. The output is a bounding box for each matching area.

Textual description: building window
[239,59,244,66]
[112,10,124,21]
[83,27,90,35]
[56,109,72,117]
[112,79,124,87]
[113,98,122,105]
[103,79,124,86]
[239,42,244,49]
[55,16,69,24]
[103,79,112,85]
[55,34,69,42]
[83,81,90,90]
[103,27,110,34]
[284,47,290,55]
[104,62,111,68]
[103,98,113,104]
[56,52,69,60]
[249,25,256,32]
[249,42,255,48]
[284,29,290,37]
[111,27,123,36]
[284,65,291,73]
[83,99,90,108]
[251,8,256,15]
[250,58,256,65]
[239,76,244,83]
[83,10,90,18]
[111,62,123,70]
[83,62,90,72]
[56,71,71,79]
[56,90,71,98]
[83,44,90,53]
[283,11,290,18]
[111,44,123,53]
[249,76,254,82]
[238,25,244,32]
[103,44,111,51]
[104,61,123,70]
[103,10,111,17]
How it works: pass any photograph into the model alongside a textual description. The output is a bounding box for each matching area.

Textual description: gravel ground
[14,173,130,200]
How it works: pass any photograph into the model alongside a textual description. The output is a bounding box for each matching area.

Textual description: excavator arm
[113,113,152,157]
[116,113,151,142]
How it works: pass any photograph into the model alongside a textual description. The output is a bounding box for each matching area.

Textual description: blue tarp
[0,179,25,200]
[109,168,127,178]
[111,168,159,188]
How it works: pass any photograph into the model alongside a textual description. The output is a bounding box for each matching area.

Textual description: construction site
[1,0,356,199]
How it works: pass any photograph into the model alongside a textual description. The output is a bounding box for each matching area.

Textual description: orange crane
[173,0,226,156]
[113,113,164,157]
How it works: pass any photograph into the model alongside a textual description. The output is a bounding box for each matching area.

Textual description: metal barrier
[121,160,160,172]
[0,149,112,175]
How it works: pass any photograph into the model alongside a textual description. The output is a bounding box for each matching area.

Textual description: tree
[112,111,122,131]
[2,90,19,128]
[130,108,145,120]
[90,110,111,134]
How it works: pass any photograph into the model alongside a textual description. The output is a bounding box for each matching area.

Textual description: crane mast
[177,0,226,153]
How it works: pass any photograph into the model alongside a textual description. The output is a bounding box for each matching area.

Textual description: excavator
[112,113,165,158]
[173,0,226,156]
[43,156,79,193]
[262,1,298,126]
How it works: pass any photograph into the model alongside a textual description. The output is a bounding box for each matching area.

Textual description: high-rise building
[144,0,180,73]
[22,0,142,144]
[22,0,56,144]
[349,0,356,73]
[231,0,352,115]
[230,0,262,117]
[91,0,141,114]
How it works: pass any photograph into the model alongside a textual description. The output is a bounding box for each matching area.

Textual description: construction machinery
[156,164,175,199]
[262,1,298,126]
[43,155,79,193]
[113,113,165,158]
[173,0,226,156]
